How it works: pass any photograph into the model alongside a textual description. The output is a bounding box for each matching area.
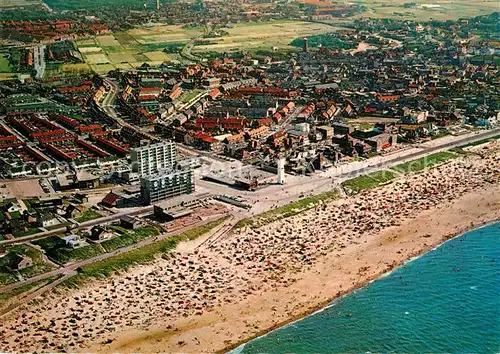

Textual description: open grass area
[0,54,12,72]
[43,63,91,78]
[348,0,499,21]
[128,25,203,45]
[0,245,55,285]
[101,225,160,252]
[0,73,16,81]
[83,53,110,64]
[75,25,197,72]
[391,151,457,174]
[62,217,228,288]
[142,51,170,61]
[89,63,116,74]
[43,0,146,10]
[48,244,104,265]
[234,189,340,230]
[178,89,204,104]
[193,20,333,53]
[12,227,41,238]
[75,209,102,223]
[32,236,104,265]
[342,170,396,195]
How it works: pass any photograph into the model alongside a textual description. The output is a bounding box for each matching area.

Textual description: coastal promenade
[0,143,497,353]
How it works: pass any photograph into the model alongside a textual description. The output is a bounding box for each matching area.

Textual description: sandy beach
[0,147,498,353]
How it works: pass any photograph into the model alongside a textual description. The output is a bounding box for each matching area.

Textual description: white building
[277,158,285,185]
[131,141,176,177]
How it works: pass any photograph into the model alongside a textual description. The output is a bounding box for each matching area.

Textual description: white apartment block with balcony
[131,141,176,177]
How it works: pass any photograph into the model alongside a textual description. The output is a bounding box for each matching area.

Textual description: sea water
[237,222,500,354]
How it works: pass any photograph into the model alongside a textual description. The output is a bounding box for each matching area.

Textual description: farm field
[75,24,196,73]
[127,24,202,45]
[143,51,170,61]
[43,0,148,10]
[350,0,500,21]
[89,63,116,74]
[192,20,334,53]
[0,0,41,7]
[43,63,92,78]
[83,53,109,64]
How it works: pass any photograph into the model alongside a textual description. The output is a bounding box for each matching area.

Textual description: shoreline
[1,150,498,353]
[101,183,499,353]
[223,217,500,354]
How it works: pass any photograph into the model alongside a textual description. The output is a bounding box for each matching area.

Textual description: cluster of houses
[0,74,150,179]
[60,215,141,250]
[0,19,110,43]
[1,13,498,184]
[0,195,89,239]
[123,15,497,171]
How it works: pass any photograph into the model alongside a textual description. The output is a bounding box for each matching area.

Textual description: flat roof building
[140,169,195,205]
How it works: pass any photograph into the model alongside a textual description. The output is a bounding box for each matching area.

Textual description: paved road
[102,78,120,119]
[33,45,46,79]
[0,127,497,301]
[180,26,209,64]
[275,106,304,134]
[198,127,500,206]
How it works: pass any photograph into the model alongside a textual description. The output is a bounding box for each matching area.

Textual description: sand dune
[0,148,498,353]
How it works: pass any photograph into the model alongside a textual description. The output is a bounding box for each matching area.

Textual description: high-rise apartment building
[140,169,194,204]
[131,141,176,177]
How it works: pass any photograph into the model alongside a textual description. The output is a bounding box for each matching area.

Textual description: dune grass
[342,170,396,195]
[61,217,228,288]
[391,151,457,174]
[234,189,340,230]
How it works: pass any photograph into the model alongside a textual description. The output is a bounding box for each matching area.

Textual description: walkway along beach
[0,146,498,352]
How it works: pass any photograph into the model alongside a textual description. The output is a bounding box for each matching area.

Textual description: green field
[0,54,12,72]
[75,26,193,73]
[0,245,55,285]
[342,170,396,194]
[43,62,92,78]
[234,189,340,230]
[62,217,228,288]
[75,209,102,223]
[344,0,499,21]
[192,20,334,54]
[391,151,457,174]
[178,89,204,104]
[12,227,41,238]
[43,0,147,10]
[101,225,160,252]
[48,243,104,264]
